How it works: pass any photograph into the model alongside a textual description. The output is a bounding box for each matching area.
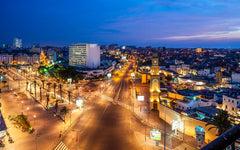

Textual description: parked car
[0,140,5,147]
[8,137,14,143]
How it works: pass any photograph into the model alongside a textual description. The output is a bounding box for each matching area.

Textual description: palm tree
[60,106,70,123]
[2,80,7,87]
[25,81,28,91]
[41,80,45,89]
[53,83,57,98]
[206,110,234,149]
[47,82,52,94]
[59,84,63,103]
[30,82,33,95]
[40,86,42,101]
[46,92,50,108]
[34,81,37,98]
[206,110,231,135]
[55,99,60,115]
[67,91,71,104]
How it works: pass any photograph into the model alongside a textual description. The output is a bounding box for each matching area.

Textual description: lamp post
[33,115,36,127]
[21,101,24,114]
[27,107,29,116]
[18,79,20,90]
[40,87,42,101]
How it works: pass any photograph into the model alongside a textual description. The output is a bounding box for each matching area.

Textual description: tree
[46,93,50,108]
[59,84,63,103]
[67,91,71,104]
[40,86,42,101]
[46,82,52,92]
[206,110,231,135]
[25,81,29,91]
[205,110,235,149]
[55,99,60,115]
[41,80,45,89]
[53,83,57,98]
[34,81,37,98]
[60,106,70,123]
[2,80,7,87]
[166,75,173,82]
[30,82,33,95]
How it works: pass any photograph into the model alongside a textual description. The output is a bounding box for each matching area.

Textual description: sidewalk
[1,77,84,150]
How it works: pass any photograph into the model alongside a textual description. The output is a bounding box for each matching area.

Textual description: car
[0,140,5,147]
[8,137,14,143]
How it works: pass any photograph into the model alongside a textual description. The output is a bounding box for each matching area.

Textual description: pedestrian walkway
[54,141,68,150]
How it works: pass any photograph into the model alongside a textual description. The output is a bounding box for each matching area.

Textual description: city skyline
[1,0,240,48]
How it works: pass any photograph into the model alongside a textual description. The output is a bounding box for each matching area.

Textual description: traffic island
[9,114,34,133]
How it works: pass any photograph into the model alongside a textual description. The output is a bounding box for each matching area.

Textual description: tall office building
[13,38,22,48]
[69,43,100,69]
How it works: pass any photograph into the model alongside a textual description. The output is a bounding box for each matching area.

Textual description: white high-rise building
[13,38,22,48]
[69,43,100,69]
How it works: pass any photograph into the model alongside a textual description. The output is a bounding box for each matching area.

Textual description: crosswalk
[54,141,68,150]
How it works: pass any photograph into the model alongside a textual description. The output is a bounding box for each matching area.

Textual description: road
[61,62,143,150]
[62,96,142,150]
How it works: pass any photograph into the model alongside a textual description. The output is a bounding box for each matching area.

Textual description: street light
[27,107,29,116]
[33,115,36,127]
[21,101,24,114]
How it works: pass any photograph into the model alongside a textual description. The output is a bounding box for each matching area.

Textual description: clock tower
[150,53,160,110]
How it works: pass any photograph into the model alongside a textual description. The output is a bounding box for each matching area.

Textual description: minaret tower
[150,53,160,110]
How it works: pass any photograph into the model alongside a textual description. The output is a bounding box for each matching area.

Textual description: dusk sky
[1,0,240,48]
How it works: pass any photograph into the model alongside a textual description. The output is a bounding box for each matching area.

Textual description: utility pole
[164,103,166,150]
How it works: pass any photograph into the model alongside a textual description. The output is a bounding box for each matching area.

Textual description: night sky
[1,0,240,48]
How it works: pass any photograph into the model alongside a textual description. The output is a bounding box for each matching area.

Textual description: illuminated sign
[107,73,111,78]
[137,96,144,101]
[121,56,126,60]
[76,99,83,107]
[150,129,161,140]
[131,72,135,77]
[67,78,72,83]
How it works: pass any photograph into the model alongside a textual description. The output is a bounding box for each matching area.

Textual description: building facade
[0,55,13,64]
[13,37,22,48]
[222,95,240,115]
[14,54,40,64]
[69,43,100,69]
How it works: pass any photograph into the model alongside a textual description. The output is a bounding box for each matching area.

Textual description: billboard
[137,96,144,101]
[150,129,161,140]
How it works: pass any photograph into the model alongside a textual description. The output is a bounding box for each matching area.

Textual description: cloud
[158,26,240,40]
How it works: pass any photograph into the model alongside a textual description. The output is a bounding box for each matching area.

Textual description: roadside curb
[48,109,85,150]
